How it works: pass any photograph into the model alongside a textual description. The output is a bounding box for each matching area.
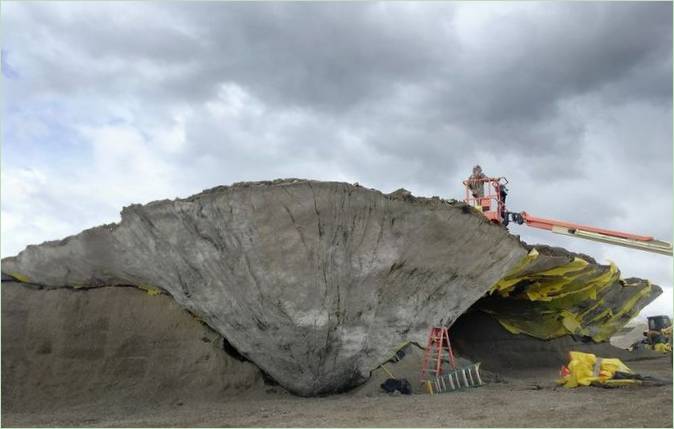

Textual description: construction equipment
[462,174,673,256]
[462,175,509,224]
[419,326,483,394]
[647,315,672,332]
[633,315,673,352]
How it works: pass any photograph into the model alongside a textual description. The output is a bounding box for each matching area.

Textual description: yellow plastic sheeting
[490,250,618,302]
[481,249,656,342]
[7,272,30,283]
[137,283,162,296]
[6,271,163,297]
[489,248,542,294]
[558,351,633,388]
[654,343,672,353]
[481,308,569,339]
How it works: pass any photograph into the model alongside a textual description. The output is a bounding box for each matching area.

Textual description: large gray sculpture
[2,179,527,395]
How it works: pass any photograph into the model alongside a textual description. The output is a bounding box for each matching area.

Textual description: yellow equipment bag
[558,351,635,388]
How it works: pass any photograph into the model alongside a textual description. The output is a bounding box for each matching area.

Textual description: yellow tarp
[558,351,634,388]
[7,272,30,283]
[480,249,657,342]
[654,343,672,353]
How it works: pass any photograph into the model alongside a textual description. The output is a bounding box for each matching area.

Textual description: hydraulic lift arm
[459,171,672,256]
[511,212,673,256]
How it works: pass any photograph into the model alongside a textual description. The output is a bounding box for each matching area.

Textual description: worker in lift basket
[467,165,486,205]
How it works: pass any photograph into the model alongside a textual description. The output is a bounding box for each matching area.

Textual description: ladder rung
[421,326,458,389]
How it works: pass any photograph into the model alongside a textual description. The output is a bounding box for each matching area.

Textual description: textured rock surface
[1,281,265,414]
[1,180,527,395]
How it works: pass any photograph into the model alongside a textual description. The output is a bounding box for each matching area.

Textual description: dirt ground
[3,282,671,428]
[3,356,671,428]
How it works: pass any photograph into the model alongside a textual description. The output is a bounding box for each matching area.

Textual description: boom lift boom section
[462,176,673,256]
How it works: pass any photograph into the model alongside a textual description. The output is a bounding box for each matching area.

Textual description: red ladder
[420,326,457,385]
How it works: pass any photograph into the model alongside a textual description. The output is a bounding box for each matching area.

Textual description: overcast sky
[2,2,672,317]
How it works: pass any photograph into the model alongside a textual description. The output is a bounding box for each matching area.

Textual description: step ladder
[419,326,483,394]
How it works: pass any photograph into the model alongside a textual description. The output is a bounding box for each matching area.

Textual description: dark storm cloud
[18,2,669,120]
[172,2,456,109]
[6,2,454,108]
[6,3,670,164]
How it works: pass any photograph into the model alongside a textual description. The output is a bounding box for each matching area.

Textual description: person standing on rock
[467,164,487,200]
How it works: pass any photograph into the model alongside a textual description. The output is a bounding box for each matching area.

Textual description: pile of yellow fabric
[558,351,636,388]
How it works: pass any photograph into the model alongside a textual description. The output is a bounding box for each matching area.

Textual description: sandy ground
[3,283,671,428]
[4,356,671,428]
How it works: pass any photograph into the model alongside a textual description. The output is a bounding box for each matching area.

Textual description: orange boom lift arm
[462,176,672,256]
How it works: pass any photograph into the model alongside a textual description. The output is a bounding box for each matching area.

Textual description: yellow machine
[636,315,672,352]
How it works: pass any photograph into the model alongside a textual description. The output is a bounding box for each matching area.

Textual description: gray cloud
[2,2,672,314]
